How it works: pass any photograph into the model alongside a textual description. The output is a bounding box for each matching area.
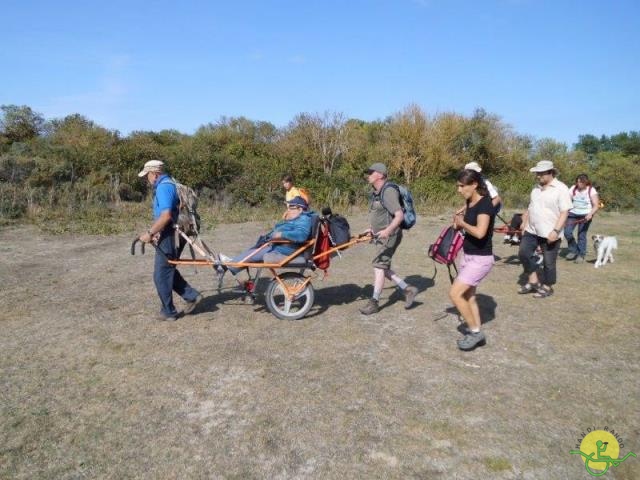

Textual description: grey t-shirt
[370,183,403,233]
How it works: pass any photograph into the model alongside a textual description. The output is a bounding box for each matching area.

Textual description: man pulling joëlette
[137,160,202,321]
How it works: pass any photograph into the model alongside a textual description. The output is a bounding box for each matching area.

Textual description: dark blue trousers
[564,214,591,257]
[153,232,199,317]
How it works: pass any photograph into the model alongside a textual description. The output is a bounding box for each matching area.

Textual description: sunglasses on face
[287,205,301,210]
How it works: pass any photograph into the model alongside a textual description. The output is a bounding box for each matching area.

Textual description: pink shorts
[456,253,495,287]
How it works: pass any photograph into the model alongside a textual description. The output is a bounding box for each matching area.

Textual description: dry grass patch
[1,212,639,479]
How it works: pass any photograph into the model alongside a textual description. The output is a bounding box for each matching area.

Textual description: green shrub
[0,183,28,220]
[593,153,640,209]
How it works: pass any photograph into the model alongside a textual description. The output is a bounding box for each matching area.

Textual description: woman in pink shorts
[450,169,496,351]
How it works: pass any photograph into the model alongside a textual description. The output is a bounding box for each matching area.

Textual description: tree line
[1,104,639,227]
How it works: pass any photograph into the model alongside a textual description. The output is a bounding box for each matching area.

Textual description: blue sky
[1,0,638,146]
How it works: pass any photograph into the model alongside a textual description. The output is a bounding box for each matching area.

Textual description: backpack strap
[447,262,458,284]
[153,176,178,226]
[376,182,401,225]
[571,185,595,207]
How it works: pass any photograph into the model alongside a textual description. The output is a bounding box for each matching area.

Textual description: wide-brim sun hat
[529,160,555,173]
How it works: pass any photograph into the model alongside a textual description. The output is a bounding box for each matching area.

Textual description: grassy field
[1,212,638,479]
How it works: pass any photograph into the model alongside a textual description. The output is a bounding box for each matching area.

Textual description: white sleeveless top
[569,186,597,215]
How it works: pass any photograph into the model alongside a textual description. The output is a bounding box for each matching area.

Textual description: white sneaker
[216,253,232,285]
[218,253,233,263]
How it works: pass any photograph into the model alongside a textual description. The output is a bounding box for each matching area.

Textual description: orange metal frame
[168,233,372,301]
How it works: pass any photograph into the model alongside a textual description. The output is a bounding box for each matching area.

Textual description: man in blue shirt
[137,160,202,321]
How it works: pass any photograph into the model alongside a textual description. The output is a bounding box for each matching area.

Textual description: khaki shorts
[372,232,402,269]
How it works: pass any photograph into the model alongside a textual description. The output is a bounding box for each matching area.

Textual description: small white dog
[592,234,618,268]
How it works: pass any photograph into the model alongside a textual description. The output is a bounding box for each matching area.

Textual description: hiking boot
[574,256,585,264]
[403,285,418,309]
[457,331,486,351]
[565,252,577,261]
[359,299,379,315]
[183,293,203,315]
[157,313,179,322]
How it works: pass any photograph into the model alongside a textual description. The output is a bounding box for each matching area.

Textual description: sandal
[518,283,540,294]
[533,286,554,298]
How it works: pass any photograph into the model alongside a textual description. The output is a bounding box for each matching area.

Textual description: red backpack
[312,222,332,272]
[428,226,465,283]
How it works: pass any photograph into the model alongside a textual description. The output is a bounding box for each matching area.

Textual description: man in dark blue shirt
[137,160,202,321]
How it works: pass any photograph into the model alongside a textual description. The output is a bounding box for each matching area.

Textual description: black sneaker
[565,252,578,261]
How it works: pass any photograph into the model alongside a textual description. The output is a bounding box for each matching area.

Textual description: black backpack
[326,214,351,246]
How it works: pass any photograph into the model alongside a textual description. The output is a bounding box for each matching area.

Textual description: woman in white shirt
[564,174,600,263]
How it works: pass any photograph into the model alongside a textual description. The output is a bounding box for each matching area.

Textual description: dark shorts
[372,232,402,269]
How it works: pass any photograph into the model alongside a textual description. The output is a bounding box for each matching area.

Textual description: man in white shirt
[517,160,572,298]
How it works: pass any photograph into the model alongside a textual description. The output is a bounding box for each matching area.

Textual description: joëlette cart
[132,214,371,320]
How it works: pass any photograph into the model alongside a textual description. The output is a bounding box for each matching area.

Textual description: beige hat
[138,159,165,177]
[465,161,482,172]
[529,160,555,173]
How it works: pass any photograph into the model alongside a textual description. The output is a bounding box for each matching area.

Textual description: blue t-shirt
[153,175,179,223]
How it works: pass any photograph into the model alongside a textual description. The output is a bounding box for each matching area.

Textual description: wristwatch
[552,228,561,234]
